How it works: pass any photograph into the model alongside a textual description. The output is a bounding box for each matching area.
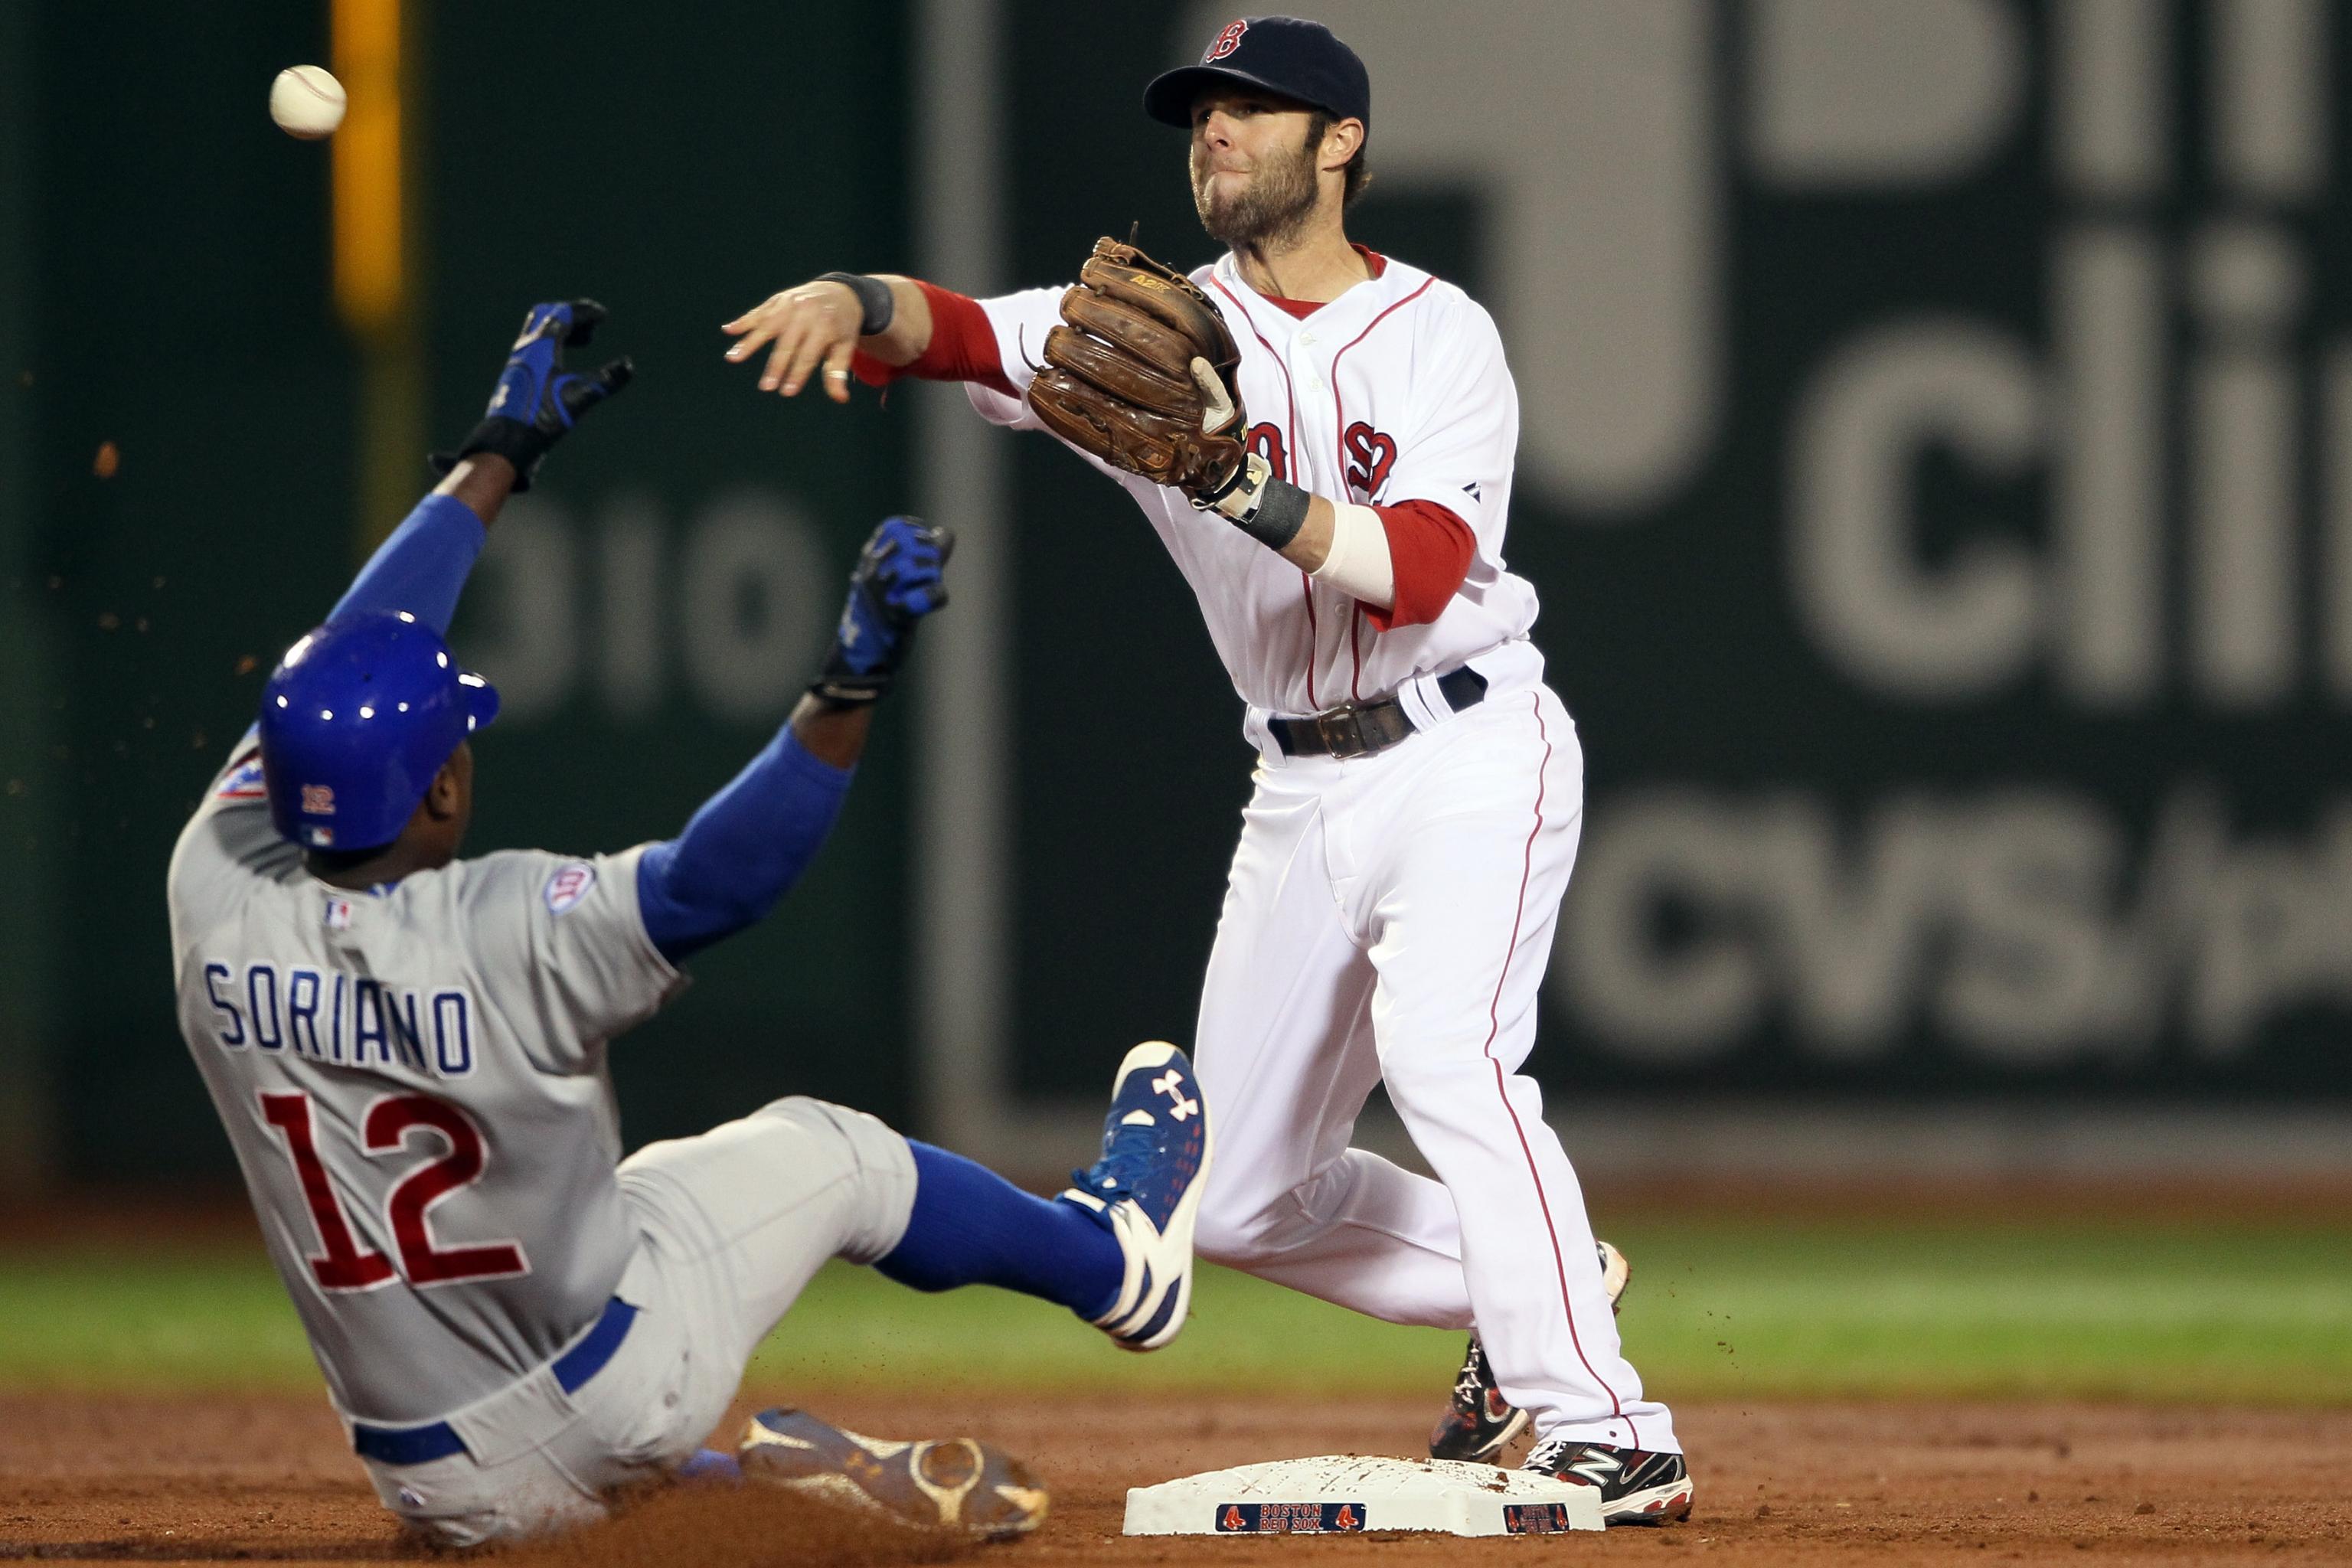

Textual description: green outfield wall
[990,0,2352,1112]
[0,0,53,1184]
[4,1,2348,1184]
[13,0,920,1179]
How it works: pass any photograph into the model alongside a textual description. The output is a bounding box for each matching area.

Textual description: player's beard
[1192,127,1321,251]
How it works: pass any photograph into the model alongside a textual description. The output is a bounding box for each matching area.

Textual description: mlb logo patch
[301,783,336,816]
[543,862,596,916]
[216,759,266,801]
[323,896,354,931]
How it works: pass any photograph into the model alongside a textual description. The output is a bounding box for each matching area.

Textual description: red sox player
[724,15,1692,1524]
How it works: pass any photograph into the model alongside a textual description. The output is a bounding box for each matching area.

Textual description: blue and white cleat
[737,1408,1047,1539]
[1058,1040,1213,1352]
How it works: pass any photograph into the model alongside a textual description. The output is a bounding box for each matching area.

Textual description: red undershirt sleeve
[1364,500,1477,631]
[849,281,1018,400]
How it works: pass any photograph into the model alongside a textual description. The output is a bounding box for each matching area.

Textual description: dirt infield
[2,1392,2344,1566]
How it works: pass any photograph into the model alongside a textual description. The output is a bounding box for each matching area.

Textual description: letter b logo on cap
[1206,19,1247,61]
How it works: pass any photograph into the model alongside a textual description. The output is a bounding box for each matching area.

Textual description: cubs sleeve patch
[543,863,596,915]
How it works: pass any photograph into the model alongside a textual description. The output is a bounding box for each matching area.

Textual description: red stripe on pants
[1478,692,1635,1448]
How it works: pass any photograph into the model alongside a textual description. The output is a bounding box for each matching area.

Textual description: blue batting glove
[811,516,955,705]
[430,299,634,492]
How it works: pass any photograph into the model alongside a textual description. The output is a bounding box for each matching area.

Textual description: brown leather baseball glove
[1027,237,1246,497]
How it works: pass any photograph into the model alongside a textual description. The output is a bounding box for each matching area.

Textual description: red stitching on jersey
[1330,277,1437,500]
[1210,274,1302,486]
[1481,692,1637,1447]
[1212,270,1315,709]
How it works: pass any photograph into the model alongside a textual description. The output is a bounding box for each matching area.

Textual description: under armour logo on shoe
[1152,1070,1200,1121]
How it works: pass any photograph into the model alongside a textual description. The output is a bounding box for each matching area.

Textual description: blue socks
[876,1141,1124,1321]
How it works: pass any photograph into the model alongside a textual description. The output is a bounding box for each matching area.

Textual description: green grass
[5,1218,2347,1404]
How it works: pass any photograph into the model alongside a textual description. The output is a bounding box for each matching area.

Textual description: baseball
[269,65,346,139]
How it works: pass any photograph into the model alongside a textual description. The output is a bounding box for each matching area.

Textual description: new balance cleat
[1057,1040,1212,1351]
[1428,1240,1632,1462]
[1522,1438,1694,1525]
[737,1408,1047,1540]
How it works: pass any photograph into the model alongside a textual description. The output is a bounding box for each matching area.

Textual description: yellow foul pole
[332,0,424,550]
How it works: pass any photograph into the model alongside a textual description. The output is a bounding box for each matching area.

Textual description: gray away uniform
[166,746,919,1544]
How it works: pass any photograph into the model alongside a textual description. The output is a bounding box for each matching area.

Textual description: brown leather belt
[1268,667,1489,760]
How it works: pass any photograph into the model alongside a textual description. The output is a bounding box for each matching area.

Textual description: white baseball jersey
[967,252,1537,717]
[948,249,1679,1452]
[166,743,685,1424]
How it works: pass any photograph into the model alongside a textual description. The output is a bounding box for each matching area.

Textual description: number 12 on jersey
[259,1090,531,1291]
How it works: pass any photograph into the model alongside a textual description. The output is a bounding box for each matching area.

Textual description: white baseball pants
[1192,677,1678,1454]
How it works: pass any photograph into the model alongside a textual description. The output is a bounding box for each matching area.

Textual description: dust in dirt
[489,1485,982,1568]
[2,1392,2347,1566]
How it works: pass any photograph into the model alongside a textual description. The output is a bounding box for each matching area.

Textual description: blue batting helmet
[257,610,501,851]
